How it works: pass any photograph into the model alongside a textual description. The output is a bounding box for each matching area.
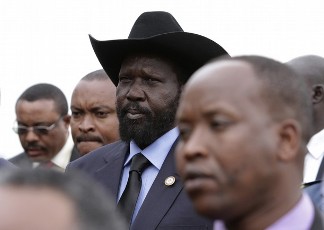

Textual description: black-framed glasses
[12,117,63,135]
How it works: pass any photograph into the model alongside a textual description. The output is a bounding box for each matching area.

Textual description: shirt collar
[32,133,73,171]
[266,193,314,229]
[307,129,324,158]
[51,133,74,170]
[213,193,314,230]
[125,127,179,169]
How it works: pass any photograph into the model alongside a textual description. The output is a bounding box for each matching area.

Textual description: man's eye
[96,111,108,118]
[178,126,191,141]
[119,76,131,83]
[144,77,159,84]
[211,120,232,130]
[71,111,81,118]
[34,127,49,135]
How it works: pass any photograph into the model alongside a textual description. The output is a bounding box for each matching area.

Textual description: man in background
[287,55,324,211]
[70,69,119,156]
[0,169,127,230]
[10,83,79,171]
[287,55,324,184]
[176,56,323,229]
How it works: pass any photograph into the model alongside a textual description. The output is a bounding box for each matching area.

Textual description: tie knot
[130,154,151,174]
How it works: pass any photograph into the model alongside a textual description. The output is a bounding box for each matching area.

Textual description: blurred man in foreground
[176,56,323,229]
[0,169,127,230]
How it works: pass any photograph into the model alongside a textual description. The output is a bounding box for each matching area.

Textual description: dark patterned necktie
[117,153,151,225]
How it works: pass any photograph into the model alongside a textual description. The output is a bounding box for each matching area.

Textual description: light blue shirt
[118,127,179,224]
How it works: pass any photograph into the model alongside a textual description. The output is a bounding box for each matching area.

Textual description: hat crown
[128,11,184,39]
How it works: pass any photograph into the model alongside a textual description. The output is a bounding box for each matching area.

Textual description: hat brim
[90,32,229,86]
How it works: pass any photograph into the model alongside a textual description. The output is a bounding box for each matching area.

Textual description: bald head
[176,56,312,228]
[195,56,313,142]
[287,55,324,87]
[81,69,111,82]
[287,55,324,133]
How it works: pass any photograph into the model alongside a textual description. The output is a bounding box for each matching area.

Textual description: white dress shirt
[304,129,324,183]
[32,133,74,171]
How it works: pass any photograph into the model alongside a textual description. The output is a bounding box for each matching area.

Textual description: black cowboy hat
[90,11,229,86]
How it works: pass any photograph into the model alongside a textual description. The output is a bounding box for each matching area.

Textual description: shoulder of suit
[68,141,127,168]
[9,152,28,162]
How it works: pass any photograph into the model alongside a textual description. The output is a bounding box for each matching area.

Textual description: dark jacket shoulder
[0,158,16,168]
[67,141,128,172]
[304,180,323,212]
[9,152,32,168]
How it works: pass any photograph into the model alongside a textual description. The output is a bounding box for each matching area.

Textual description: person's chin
[27,153,50,162]
[26,149,46,159]
[77,142,102,156]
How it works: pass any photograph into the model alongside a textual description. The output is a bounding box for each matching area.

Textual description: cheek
[70,125,78,140]
[69,120,78,132]
[18,136,25,143]
[153,86,179,103]
[175,143,186,175]
[98,118,119,136]
[116,87,128,100]
[217,139,276,192]
[209,133,262,183]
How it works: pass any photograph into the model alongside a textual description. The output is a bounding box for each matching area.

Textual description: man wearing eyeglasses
[9,83,80,171]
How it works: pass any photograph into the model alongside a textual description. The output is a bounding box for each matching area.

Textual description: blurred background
[1,0,324,158]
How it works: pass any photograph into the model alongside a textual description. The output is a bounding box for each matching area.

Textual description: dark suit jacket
[67,140,213,230]
[304,180,323,213]
[0,158,16,169]
[311,202,324,230]
[10,145,80,169]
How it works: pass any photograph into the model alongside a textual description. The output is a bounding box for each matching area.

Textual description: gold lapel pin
[165,176,176,186]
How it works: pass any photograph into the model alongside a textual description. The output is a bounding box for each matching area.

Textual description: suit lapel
[17,153,33,168]
[310,205,324,230]
[69,145,81,161]
[132,140,182,229]
[316,158,324,180]
[94,142,129,198]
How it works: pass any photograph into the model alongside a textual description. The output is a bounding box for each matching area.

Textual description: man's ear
[276,119,301,162]
[312,84,324,104]
[62,115,71,127]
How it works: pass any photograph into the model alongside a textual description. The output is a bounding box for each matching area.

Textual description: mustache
[76,135,102,143]
[119,102,151,115]
[25,142,46,151]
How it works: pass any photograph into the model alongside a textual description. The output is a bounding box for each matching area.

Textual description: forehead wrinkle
[90,105,115,112]
[201,102,240,119]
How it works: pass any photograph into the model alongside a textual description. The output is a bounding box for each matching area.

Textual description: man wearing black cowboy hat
[67,11,228,229]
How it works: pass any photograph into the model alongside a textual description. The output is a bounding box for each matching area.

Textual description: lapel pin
[165,176,176,186]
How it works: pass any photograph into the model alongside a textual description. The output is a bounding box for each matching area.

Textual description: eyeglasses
[12,117,63,135]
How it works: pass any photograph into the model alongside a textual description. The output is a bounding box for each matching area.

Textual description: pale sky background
[1,0,324,158]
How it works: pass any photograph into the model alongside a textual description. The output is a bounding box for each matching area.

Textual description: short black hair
[16,83,68,116]
[0,169,127,230]
[229,55,313,143]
